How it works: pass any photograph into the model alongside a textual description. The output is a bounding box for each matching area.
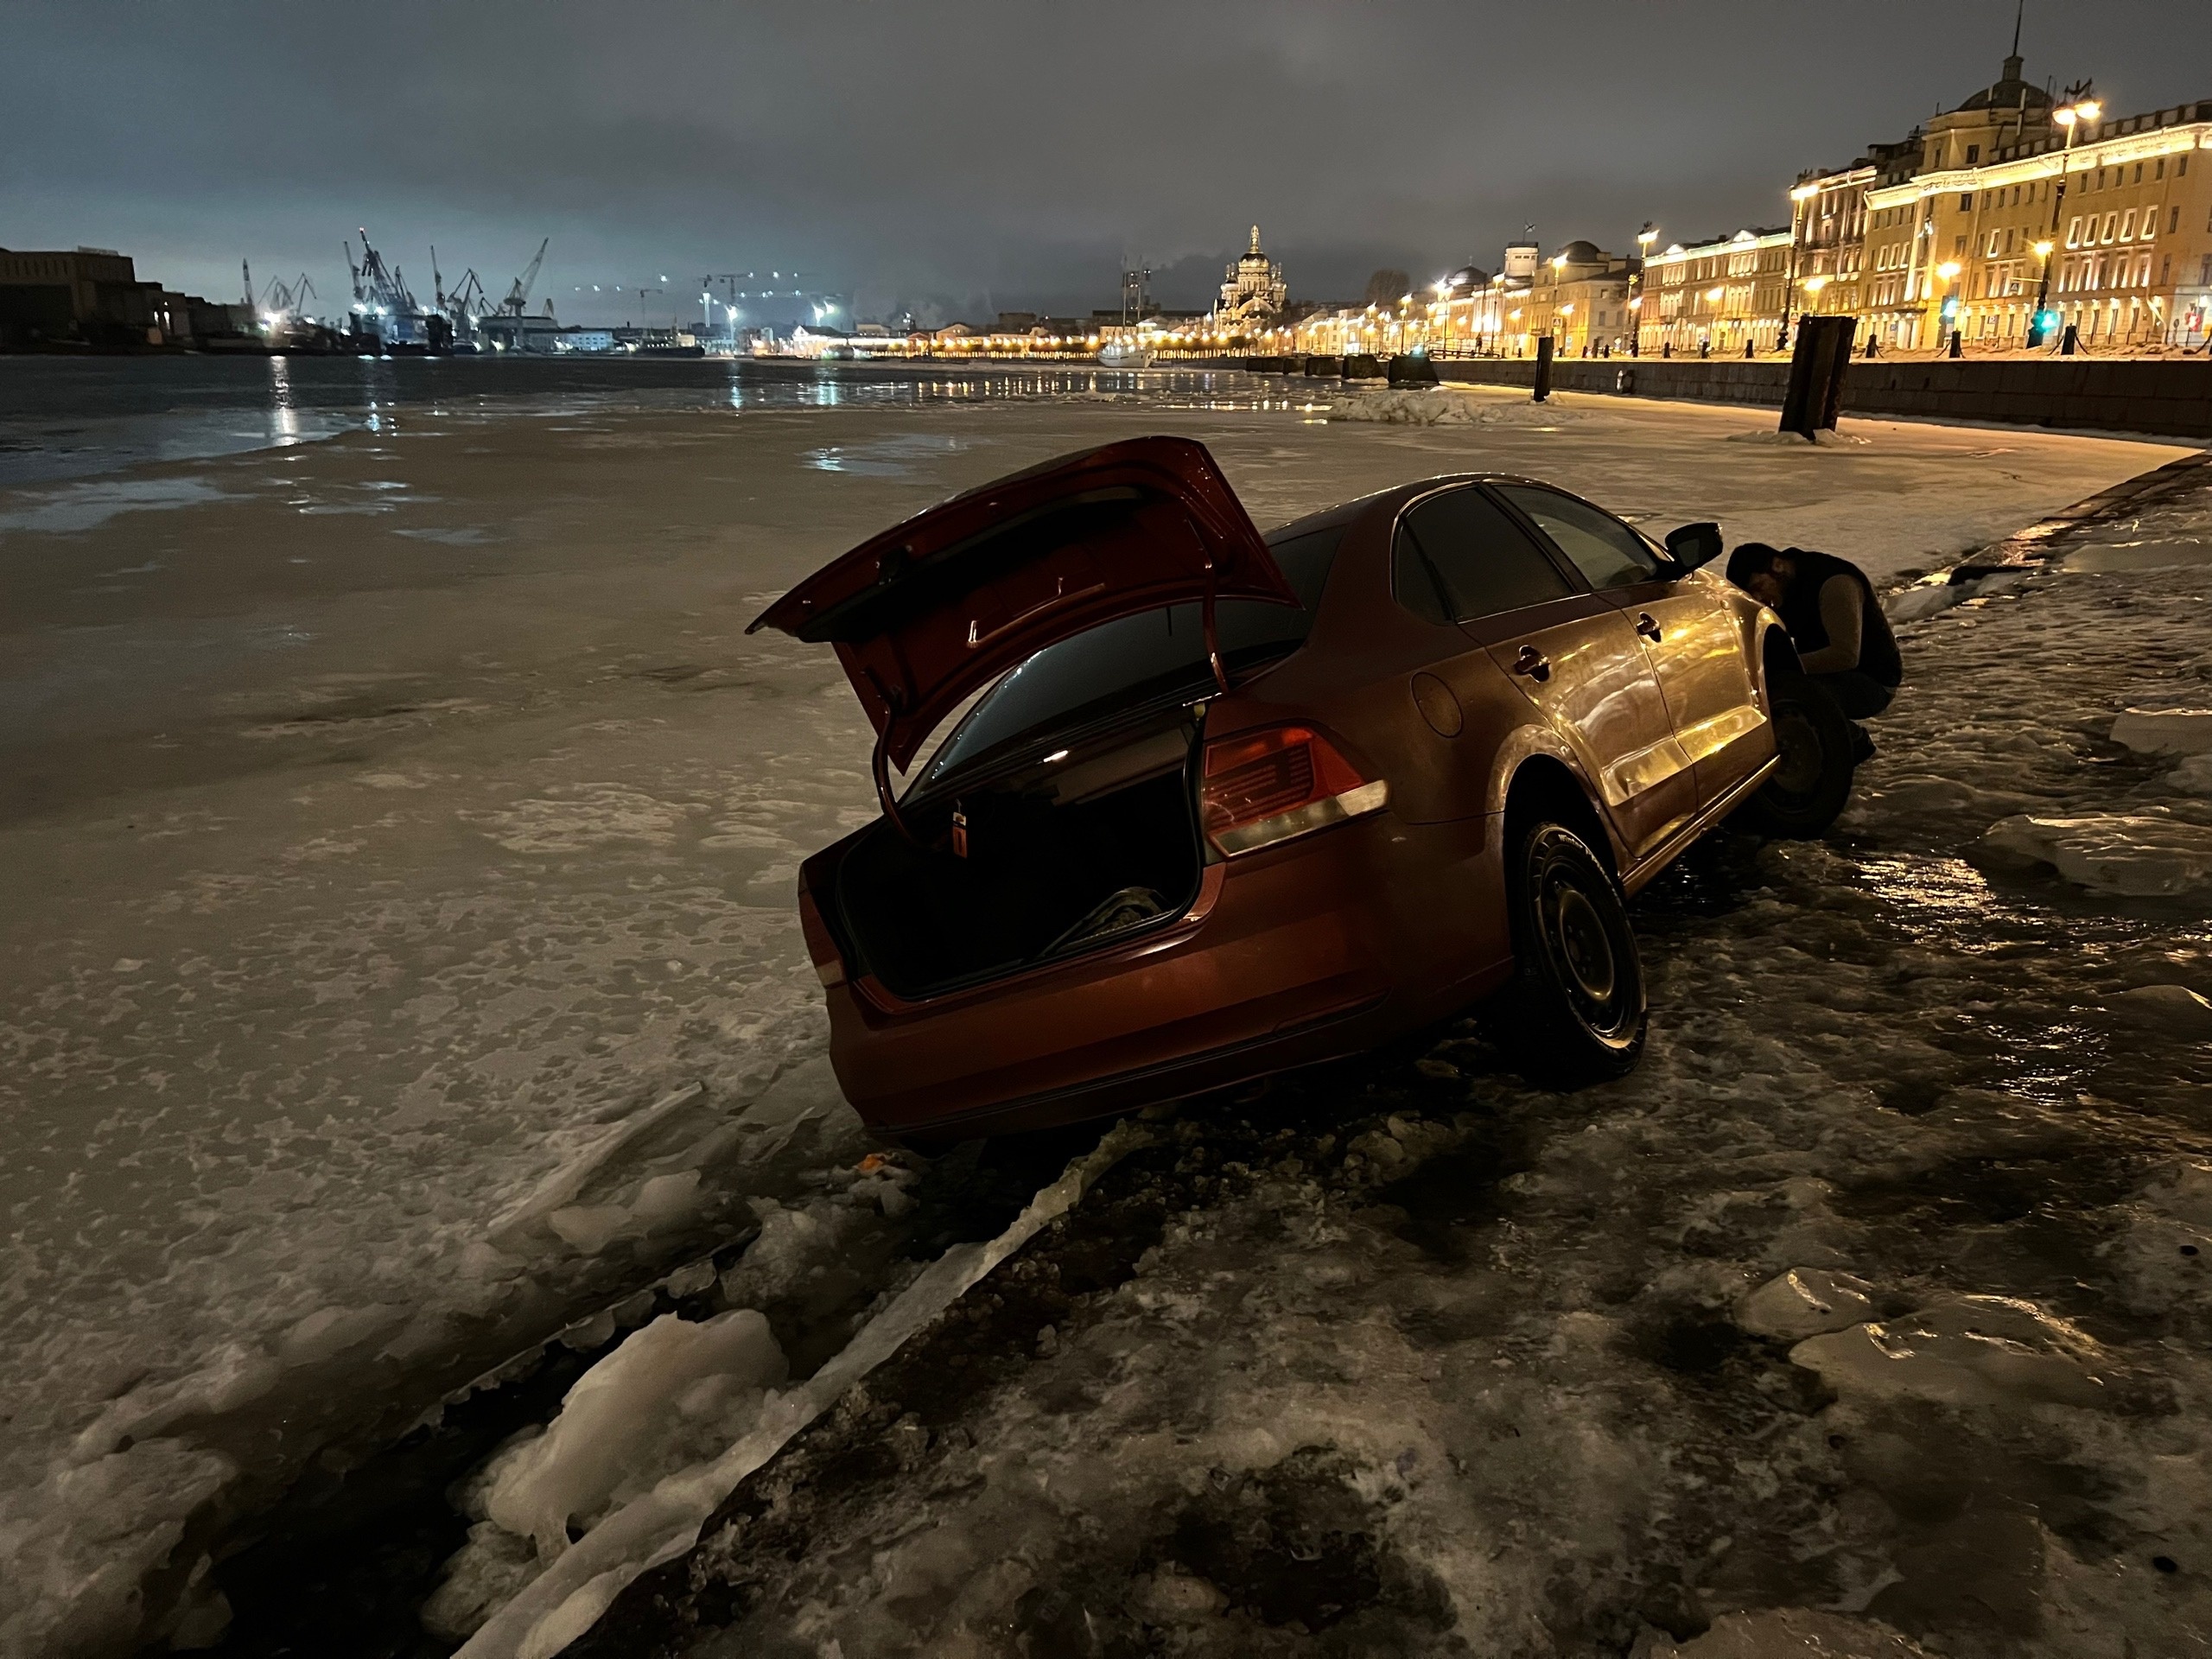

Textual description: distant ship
[1097,340,1154,368]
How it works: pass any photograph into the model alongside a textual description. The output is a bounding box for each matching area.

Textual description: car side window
[1392,487,1574,624]
[1496,485,1661,591]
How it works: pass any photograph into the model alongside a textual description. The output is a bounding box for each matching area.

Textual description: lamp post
[1935,260,1963,354]
[1632,224,1656,354]
[2028,87,2101,348]
[1780,183,1819,352]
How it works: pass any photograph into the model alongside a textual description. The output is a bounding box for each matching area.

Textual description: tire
[1738,670,1855,839]
[1500,817,1646,1085]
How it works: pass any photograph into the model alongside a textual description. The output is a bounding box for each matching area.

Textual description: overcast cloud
[2,0,2199,327]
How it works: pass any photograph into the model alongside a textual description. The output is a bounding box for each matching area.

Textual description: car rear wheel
[1502,818,1646,1085]
[1739,671,1855,839]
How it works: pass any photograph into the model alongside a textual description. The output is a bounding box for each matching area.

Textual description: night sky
[3,0,2200,328]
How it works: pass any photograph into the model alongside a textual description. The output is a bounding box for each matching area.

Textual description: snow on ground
[1326,386,1592,427]
[0,370,2193,1655]
[505,459,2212,1656]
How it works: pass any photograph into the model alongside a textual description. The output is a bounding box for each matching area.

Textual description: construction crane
[701,273,745,343]
[499,238,550,317]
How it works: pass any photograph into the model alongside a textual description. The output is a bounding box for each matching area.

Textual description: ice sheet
[0,380,2193,1652]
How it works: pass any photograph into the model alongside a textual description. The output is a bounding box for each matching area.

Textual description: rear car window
[1496,484,1660,590]
[1392,486,1574,623]
[917,524,1344,790]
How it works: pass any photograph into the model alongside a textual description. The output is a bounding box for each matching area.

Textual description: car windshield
[913,523,1344,792]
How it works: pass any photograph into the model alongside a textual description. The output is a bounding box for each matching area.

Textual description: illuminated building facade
[1864,96,2212,350]
[1521,241,1633,355]
[1788,49,2212,351]
[1787,163,1878,330]
[1638,229,1792,355]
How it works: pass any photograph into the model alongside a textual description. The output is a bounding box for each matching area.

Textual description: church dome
[1446,264,1490,290]
[1555,240,1605,267]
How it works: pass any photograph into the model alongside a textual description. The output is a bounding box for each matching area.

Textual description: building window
[1960,193,1974,211]
[2121,209,2136,239]
[1967,144,1980,163]
[2171,206,2183,235]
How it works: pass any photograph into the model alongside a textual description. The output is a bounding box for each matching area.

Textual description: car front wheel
[1739,670,1855,838]
[1501,817,1646,1085]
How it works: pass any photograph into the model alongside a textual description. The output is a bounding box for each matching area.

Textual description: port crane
[499,238,550,317]
[346,229,418,317]
[431,247,488,337]
[260,272,318,319]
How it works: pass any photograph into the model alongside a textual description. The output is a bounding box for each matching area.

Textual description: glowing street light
[2031,86,2101,347]
[1631,224,1656,354]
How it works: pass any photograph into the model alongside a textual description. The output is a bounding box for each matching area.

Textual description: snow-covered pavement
[0,372,2197,1656]
[510,454,2212,1657]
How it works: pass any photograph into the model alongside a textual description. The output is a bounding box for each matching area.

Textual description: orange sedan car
[750,436,1850,1148]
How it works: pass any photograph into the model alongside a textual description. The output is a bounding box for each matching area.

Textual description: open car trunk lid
[747,435,1298,773]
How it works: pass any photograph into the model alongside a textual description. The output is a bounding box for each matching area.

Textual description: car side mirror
[1663,522,1724,571]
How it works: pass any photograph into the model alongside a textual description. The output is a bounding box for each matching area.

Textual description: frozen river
[0,360,2195,1654]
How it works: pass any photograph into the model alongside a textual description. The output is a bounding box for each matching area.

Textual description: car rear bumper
[811,810,1510,1143]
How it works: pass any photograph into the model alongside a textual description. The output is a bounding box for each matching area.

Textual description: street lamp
[2028,87,2101,347]
[1632,223,1656,354]
[1936,260,1963,353]
[1780,181,1821,353]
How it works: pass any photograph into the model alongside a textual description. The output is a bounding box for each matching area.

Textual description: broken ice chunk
[2106,984,2212,1038]
[2111,708,2212,756]
[631,1169,702,1230]
[485,1310,787,1560]
[276,1304,407,1367]
[544,1205,632,1256]
[1789,1294,2107,1409]
[2168,754,2212,797]
[1980,812,2212,897]
[1738,1268,1874,1341]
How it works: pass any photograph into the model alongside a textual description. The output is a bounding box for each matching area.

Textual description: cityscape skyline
[3,0,2204,329]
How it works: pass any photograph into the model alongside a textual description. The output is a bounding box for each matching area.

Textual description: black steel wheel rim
[1533,842,1637,1045]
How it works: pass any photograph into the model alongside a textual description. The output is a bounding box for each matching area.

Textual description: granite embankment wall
[1422,356,2212,440]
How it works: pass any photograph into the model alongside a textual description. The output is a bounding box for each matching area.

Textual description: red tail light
[1200,725,1389,857]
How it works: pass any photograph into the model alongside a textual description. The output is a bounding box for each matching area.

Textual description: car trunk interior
[832,717,1204,999]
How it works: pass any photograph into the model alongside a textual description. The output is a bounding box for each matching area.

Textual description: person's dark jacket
[1779,549,1902,687]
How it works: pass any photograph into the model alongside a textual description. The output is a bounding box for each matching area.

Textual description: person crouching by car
[1726,542,1902,760]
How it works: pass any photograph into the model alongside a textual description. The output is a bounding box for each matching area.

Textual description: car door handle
[1512,645,1552,683]
[1635,612,1662,642]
